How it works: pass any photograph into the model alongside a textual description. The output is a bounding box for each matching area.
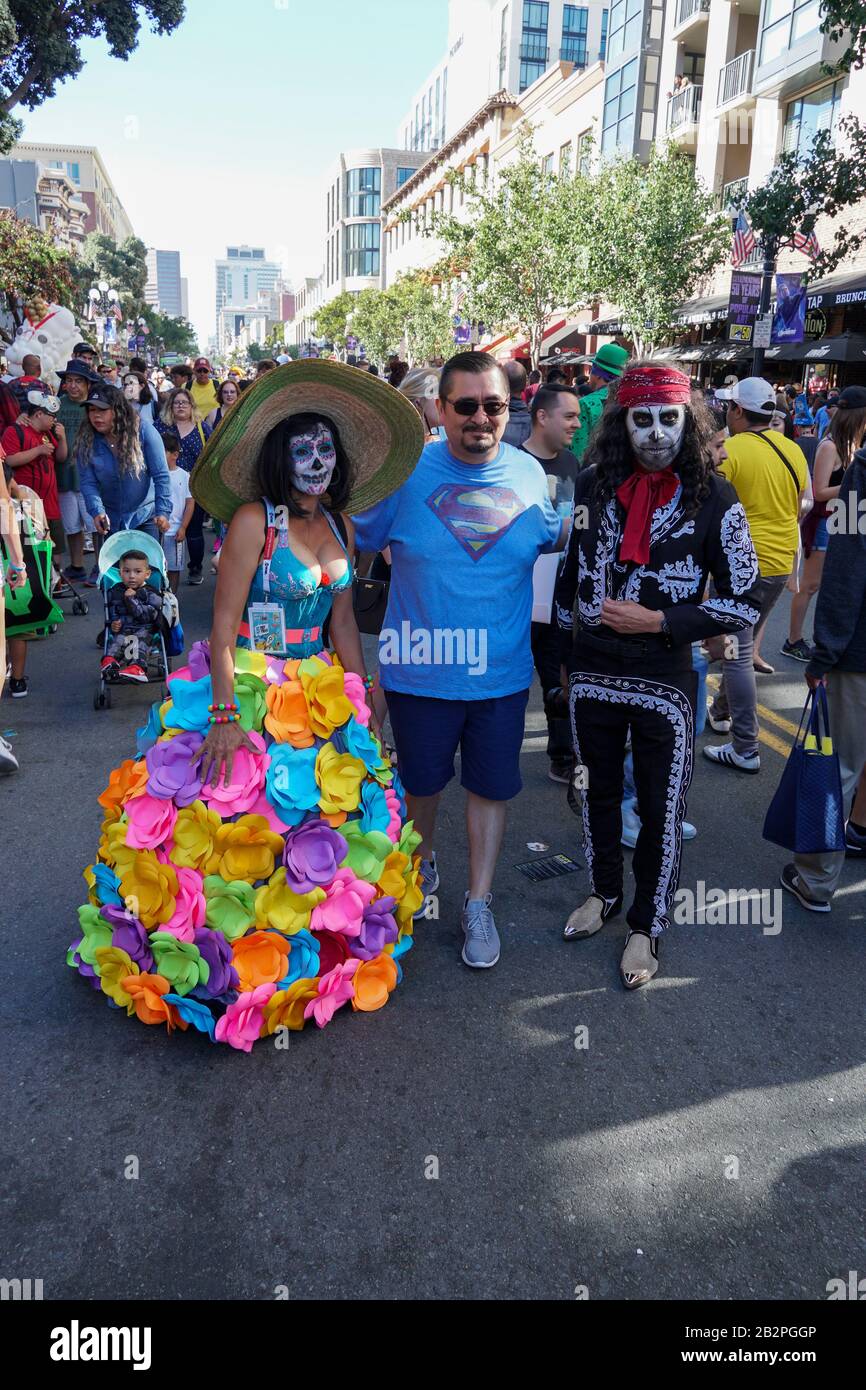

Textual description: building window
[542,153,555,176]
[499,5,510,87]
[397,167,415,188]
[562,6,588,66]
[345,166,381,217]
[600,8,608,59]
[344,221,380,278]
[577,129,593,173]
[559,141,573,173]
[783,80,844,157]
[607,0,642,65]
[435,76,441,147]
[759,0,821,67]
[520,0,549,90]
[601,55,638,153]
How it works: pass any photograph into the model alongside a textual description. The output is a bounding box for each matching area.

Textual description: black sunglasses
[442,396,509,418]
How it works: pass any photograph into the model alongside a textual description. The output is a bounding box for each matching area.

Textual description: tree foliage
[0,207,75,334]
[0,0,186,153]
[821,0,865,77]
[390,272,455,364]
[314,290,355,350]
[350,287,403,367]
[573,142,730,356]
[144,307,197,357]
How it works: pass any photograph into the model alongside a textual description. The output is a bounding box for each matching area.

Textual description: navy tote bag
[763,685,846,855]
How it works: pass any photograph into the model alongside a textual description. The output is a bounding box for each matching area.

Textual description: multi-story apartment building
[0,158,89,252]
[215,246,281,351]
[11,141,134,242]
[320,148,429,306]
[145,248,184,318]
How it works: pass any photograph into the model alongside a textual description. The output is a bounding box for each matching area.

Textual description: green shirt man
[570,343,630,465]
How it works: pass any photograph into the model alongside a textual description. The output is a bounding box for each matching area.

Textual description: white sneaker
[707,710,732,734]
[0,734,19,774]
[703,742,760,774]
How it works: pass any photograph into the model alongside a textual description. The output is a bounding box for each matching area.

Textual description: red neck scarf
[616,465,679,565]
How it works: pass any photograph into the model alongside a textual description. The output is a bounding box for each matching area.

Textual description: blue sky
[19,0,449,345]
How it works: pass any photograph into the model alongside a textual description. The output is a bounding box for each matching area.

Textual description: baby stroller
[93,530,177,711]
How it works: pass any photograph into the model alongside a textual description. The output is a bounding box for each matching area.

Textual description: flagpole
[751,234,778,380]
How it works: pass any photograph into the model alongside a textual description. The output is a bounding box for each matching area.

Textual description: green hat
[190,360,425,523]
[592,343,629,378]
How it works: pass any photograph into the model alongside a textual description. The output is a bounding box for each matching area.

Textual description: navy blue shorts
[385,688,530,802]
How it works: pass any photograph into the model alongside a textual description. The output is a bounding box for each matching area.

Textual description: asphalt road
[2,565,864,1302]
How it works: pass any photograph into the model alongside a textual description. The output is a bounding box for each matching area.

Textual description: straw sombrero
[190,360,425,522]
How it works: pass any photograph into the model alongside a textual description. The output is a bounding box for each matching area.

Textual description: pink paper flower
[125,793,178,851]
[384,788,402,844]
[246,790,295,835]
[303,960,359,1029]
[343,671,372,728]
[162,866,207,940]
[214,982,276,1051]
[200,731,269,816]
[310,868,376,938]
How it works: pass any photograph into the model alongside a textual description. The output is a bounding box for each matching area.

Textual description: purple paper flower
[283,819,349,894]
[188,640,211,681]
[104,908,155,974]
[145,730,205,806]
[349,896,399,962]
[193,928,240,999]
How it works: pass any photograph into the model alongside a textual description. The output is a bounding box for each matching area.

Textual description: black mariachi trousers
[568,634,697,938]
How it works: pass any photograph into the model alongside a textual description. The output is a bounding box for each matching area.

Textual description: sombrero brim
[190,360,425,523]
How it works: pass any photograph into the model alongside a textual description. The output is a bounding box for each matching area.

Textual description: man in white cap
[704,377,810,773]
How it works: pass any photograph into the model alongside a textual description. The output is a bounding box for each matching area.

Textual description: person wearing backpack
[703,377,810,774]
[155,386,211,585]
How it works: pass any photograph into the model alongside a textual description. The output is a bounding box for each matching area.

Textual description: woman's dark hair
[256,412,354,518]
[588,364,716,518]
[828,401,866,467]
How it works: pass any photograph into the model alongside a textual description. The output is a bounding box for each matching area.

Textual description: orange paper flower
[264,676,315,748]
[261,978,319,1034]
[215,815,284,884]
[118,851,179,931]
[123,972,186,1030]
[351,953,398,1012]
[231,929,292,992]
[97,759,149,817]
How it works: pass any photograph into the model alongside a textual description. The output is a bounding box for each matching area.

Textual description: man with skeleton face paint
[554,364,764,989]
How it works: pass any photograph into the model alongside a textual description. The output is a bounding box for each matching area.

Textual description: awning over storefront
[804,273,866,312]
[763,332,866,364]
[652,341,752,364]
[672,294,730,327]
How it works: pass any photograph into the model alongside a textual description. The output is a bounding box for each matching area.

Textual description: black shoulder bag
[329,512,390,637]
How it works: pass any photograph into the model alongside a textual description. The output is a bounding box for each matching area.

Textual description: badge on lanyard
[247,602,288,655]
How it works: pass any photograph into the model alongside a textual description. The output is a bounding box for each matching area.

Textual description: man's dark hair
[742,406,774,427]
[161,430,181,454]
[530,383,581,421]
[129,356,147,374]
[547,367,566,385]
[439,351,508,402]
[588,367,715,519]
[504,360,527,396]
[257,412,354,519]
[171,365,192,383]
[366,363,380,376]
[576,381,593,397]
[529,369,542,385]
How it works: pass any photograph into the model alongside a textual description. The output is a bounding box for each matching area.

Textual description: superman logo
[426,484,527,560]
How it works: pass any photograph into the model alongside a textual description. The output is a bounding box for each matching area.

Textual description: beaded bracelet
[208,702,238,713]
[362,674,377,692]
[208,712,240,726]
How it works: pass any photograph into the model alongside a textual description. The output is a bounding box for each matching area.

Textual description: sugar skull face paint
[626,405,686,472]
[289,424,337,496]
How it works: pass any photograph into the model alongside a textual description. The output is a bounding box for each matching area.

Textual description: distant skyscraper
[214,245,281,349]
[145,248,183,317]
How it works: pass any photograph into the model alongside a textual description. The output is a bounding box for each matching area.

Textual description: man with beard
[554,364,764,988]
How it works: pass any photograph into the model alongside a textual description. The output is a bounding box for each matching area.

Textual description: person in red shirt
[2,388,67,551]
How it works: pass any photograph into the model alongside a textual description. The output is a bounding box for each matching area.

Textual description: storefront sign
[805,309,826,340]
[727,272,762,344]
[771,273,807,345]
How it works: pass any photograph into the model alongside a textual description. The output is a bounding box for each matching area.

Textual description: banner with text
[727,271,762,344]
[771,273,807,346]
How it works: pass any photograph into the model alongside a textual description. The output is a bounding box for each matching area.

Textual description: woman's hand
[601,599,664,635]
[94,513,111,535]
[6,563,26,589]
[194,722,259,789]
[154,514,170,534]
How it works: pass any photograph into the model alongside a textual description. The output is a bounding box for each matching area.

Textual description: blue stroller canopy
[97,530,168,586]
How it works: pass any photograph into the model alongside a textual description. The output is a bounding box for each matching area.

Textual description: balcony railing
[520,42,550,63]
[560,42,588,65]
[717,176,749,212]
[717,49,754,105]
[676,0,710,25]
[667,83,702,131]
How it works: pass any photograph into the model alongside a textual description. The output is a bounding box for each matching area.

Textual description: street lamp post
[751,234,778,381]
[88,282,120,357]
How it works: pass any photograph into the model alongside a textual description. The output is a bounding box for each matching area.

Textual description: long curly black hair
[587,363,717,519]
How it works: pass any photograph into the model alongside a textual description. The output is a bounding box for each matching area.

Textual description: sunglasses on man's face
[443,396,509,418]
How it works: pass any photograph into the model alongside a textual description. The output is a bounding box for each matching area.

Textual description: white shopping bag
[532,552,562,625]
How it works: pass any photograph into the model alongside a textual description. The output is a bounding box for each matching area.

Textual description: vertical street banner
[726,271,762,343]
[771,273,807,345]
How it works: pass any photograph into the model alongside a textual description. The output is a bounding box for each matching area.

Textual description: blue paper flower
[91,863,123,907]
[342,716,386,776]
[135,702,164,757]
[164,993,217,1041]
[358,780,391,836]
[266,744,320,826]
[167,674,213,733]
[276,928,321,988]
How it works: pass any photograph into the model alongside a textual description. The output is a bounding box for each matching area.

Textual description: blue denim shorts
[813,517,829,552]
[385,688,530,801]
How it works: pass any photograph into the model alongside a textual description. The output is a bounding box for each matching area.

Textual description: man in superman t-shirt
[354,351,566,971]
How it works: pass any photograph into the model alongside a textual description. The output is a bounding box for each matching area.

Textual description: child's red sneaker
[100,656,119,679]
[118,663,148,684]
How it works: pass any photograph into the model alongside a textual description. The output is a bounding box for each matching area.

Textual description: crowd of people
[2,339,865,1006]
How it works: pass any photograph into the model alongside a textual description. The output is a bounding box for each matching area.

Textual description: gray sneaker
[413,853,440,920]
[461,893,500,969]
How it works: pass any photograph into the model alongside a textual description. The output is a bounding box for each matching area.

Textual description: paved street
[2,571,864,1301]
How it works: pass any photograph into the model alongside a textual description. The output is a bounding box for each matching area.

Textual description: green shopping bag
[3,510,63,637]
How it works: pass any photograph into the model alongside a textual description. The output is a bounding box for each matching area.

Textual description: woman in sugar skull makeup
[554,364,765,988]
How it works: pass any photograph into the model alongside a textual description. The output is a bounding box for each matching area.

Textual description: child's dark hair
[120,550,149,565]
[161,431,181,455]
[256,412,354,517]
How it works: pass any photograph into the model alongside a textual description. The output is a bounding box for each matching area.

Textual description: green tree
[821,1,865,77]
[75,232,149,315]
[0,208,75,335]
[350,287,404,367]
[314,290,355,350]
[423,128,586,367]
[0,0,186,153]
[390,272,455,365]
[143,307,197,358]
[574,143,730,356]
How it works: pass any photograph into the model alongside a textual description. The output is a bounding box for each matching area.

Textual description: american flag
[731,210,756,268]
[453,285,467,313]
[793,227,820,259]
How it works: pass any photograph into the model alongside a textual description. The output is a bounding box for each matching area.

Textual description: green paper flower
[149,933,209,997]
[72,905,113,970]
[234,672,268,733]
[203,876,257,941]
[341,823,393,884]
[398,820,422,861]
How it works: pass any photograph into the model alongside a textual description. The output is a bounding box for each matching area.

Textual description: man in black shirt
[522,384,582,782]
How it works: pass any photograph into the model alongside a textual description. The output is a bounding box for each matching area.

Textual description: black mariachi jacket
[555,466,764,653]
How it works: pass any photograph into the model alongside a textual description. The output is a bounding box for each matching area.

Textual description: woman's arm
[0,464,26,579]
[813,439,842,504]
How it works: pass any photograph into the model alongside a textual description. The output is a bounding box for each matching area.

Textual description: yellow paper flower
[95,946,140,1010]
[315,743,366,817]
[264,676,315,748]
[170,800,223,874]
[261,979,319,1034]
[98,818,138,878]
[378,850,410,902]
[118,851,179,932]
[255,869,325,935]
[301,659,355,738]
[395,859,424,927]
[215,815,284,884]
[97,759,148,817]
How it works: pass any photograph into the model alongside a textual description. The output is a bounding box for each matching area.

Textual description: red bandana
[616,366,692,410]
[616,466,679,565]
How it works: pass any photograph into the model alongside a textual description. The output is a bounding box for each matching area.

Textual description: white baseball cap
[716,377,776,416]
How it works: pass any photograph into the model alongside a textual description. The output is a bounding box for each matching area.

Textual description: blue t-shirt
[354,439,561,699]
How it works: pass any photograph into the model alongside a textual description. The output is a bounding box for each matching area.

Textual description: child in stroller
[95,530,176,708]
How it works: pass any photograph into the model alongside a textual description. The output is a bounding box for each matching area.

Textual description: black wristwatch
[659,614,672,643]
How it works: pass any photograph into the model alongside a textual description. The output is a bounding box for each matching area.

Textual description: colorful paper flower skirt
[68,642,423,1050]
